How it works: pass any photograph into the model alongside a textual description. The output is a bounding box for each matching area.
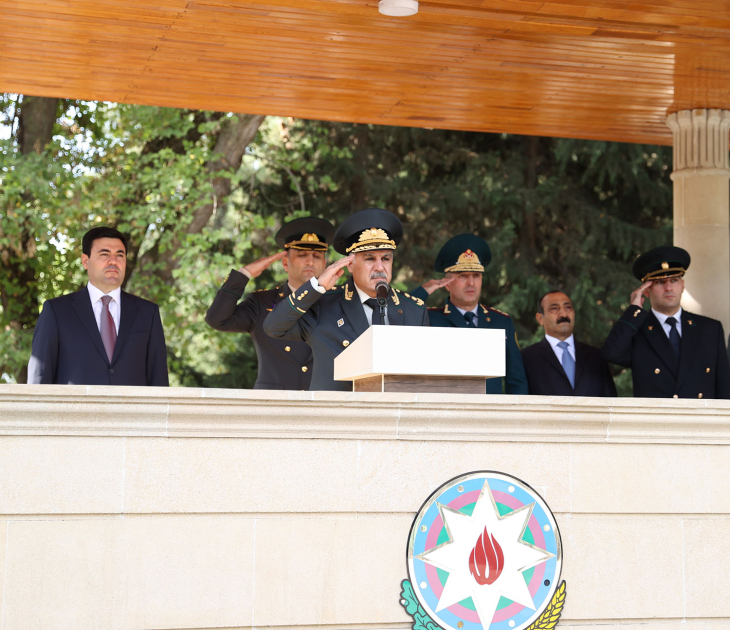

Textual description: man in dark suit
[602,246,730,399]
[264,208,429,391]
[410,234,528,395]
[27,227,169,386]
[205,217,335,390]
[521,291,616,396]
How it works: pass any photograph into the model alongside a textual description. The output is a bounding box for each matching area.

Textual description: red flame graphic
[468,526,504,586]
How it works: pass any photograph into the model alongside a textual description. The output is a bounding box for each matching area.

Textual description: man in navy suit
[27,227,169,386]
[521,291,616,397]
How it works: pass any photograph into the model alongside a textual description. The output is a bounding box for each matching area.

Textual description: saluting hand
[630,280,653,308]
[240,251,287,278]
[318,255,354,291]
[421,276,455,296]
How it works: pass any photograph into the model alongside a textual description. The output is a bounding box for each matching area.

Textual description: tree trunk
[136,114,265,287]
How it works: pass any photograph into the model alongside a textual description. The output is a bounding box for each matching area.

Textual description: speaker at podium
[333,326,505,393]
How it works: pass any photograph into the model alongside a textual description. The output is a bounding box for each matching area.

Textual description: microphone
[375,280,389,307]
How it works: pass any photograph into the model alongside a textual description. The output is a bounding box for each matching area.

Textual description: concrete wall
[0,385,729,630]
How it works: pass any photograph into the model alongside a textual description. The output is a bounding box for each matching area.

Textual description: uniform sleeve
[205,269,259,333]
[503,317,528,395]
[27,301,59,384]
[714,321,730,399]
[263,279,322,343]
[409,286,429,303]
[146,306,170,387]
[602,305,649,367]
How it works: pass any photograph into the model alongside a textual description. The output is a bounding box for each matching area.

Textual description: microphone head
[375,280,389,305]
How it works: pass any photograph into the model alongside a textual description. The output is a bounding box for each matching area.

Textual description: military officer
[264,207,429,391]
[205,216,334,390]
[602,246,730,399]
[411,234,528,395]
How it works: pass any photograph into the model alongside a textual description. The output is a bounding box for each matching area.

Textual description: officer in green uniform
[205,216,334,390]
[264,208,429,391]
[411,234,528,395]
[602,245,730,399]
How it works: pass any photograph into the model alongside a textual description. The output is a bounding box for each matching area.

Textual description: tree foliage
[1,96,673,394]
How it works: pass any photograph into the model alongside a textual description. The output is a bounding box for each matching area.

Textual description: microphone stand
[375,281,389,325]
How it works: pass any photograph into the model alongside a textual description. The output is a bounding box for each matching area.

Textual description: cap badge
[457,249,480,264]
[301,233,320,242]
[661,262,669,270]
[360,227,389,242]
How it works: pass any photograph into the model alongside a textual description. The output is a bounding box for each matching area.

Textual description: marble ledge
[0,384,728,444]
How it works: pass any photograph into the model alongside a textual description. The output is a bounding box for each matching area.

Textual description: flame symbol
[468,526,504,586]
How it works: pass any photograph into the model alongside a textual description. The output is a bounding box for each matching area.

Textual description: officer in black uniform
[602,245,730,399]
[264,208,429,391]
[205,216,335,390]
[410,234,528,395]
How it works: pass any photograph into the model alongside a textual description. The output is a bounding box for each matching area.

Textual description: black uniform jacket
[263,277,430,391]
[205,269,312,390]
[27,288,169,386]
[602,305,730,399]
[521,337,617,397]
[412,289,528,395]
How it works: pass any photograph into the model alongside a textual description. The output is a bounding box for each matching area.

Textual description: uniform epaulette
[395,288,425,307]
[487,305,510,317]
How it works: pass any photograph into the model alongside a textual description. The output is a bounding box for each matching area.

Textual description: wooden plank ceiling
[2,0,730,144]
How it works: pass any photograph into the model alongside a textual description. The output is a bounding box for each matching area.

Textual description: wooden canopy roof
[2,0,730,145]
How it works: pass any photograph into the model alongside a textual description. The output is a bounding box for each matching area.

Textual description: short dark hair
[82,227,128,256]
[537,290,571,314]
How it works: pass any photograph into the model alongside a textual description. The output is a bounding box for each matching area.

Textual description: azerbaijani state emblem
[401,471,566,630]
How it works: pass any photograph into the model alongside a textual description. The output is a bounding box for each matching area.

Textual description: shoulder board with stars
[487,306,511,317]
[395,288,424,307]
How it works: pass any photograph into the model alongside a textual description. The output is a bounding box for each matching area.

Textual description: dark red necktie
[100,295,117,362]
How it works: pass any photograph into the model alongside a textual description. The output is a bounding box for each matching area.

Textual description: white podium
[333,326,505,393]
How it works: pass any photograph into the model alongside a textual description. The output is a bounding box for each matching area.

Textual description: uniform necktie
[666,316,681,356]
[557,340,575,389]
[365,298,385,325]
[464,311,477,327]
[100,295,117,362]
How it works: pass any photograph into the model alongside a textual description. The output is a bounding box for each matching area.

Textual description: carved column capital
[666,109,730,174]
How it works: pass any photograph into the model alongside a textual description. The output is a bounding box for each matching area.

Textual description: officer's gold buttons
[654,368,660,374]
[302,366,308,372]
[648,325,653,331]
[285,346,291,352]
[633,309,640,317]
[342,340,350,347]
[698,393,703,398]
[673,394,679,398]
[706,367,711,373]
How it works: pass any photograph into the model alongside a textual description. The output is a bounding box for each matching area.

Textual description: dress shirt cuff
[239,267,253,279]
[309,276,327,294]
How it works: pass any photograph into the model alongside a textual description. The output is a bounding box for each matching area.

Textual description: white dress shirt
[545,333,576,363]
[454,304,479,325]
[355,284,389,325]
[652,307,683,339]
[87,283,121,334]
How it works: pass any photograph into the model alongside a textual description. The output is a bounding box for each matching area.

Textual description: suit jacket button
[654,368,660,374]
[698,393,703,398]
[706,367,711,373]
[673,394,679,398]
[109,369,114,374]
[302,366,308,372]
[285,346,291,352]
[342,340,350,347]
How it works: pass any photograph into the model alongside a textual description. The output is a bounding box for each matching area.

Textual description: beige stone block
[0,520,7,623]
[558,515,684,619]
[571,443,730,513]
[674,174,730,227]
[357,440,571,513]
[684,518,730,618]
[123,437,358,513]
[253,516,412,626]
[122,516,255,629]
[0,436,125,514]
[2,519,126,630]
[564,625,726,630]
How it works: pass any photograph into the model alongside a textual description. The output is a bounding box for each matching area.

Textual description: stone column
[666,109,730,333]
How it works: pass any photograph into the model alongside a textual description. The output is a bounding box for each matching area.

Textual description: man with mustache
[27,226,169,386]
[602,246,730,398]
[411,234,528,394]
[264,208,429,391]
[521,291,616,396]
[206,217,334,390]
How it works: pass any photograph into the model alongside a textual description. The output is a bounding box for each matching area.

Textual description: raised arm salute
[602,246,730,399]
[264,208,429,391]
[205,217,334,390]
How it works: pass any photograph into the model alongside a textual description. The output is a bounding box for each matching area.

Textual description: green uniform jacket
[410,287,528,395]
[205,269,312,390]
[264,277,430,391]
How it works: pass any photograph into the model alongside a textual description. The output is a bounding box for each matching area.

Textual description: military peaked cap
[333,208,403,255]
[275,217,335,251]
[434,234,492,273]
[632,246,691,282]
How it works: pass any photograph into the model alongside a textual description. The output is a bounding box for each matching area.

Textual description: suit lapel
[677,311,699,389]
[573,341,587,389]
[642,312,679,375]
[444,299,468,328]
[388,288,405,326]
[111,291,139,364]
[70,288,109,364]
[340,279,369,336]
[539,338,573,387]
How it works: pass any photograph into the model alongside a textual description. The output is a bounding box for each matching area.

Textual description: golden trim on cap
[285,233,328,251]
[444,249,485,273]
[641,267,685,282]
[345,227,396,253]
